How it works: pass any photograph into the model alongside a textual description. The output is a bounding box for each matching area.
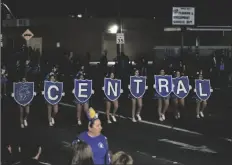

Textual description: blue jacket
[73,131,110,165]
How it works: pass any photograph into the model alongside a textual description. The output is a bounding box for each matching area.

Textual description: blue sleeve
[104,137,111,165]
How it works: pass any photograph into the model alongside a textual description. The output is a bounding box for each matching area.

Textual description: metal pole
[116,0,124,56]
[180,29,184,58]
[119,20,123,55]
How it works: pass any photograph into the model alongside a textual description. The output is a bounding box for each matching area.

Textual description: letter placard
[172,76,190,99]
[104,78,122,101]
[154,75,173,97]
[195,79,211,101]
[74,79,92,103]
[44,81,63,105]
[13,82,35,106]
[129,76,146,98]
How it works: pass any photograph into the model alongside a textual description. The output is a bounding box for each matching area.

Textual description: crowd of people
[2,109,134,165]
[1,45,232,165]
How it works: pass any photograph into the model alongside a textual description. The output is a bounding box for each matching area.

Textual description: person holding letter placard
[44,75,60,126]
[154,69,170,122]
[73,72,90,125]
[104,71,119,124]
[129,69,144,122]
[171,71,185,119]
[194,73,210,119]
[12,77,36,128]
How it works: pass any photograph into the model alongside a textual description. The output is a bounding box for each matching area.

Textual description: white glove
[92,90,95,94]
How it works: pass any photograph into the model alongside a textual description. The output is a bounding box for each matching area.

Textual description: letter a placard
[104,78,122,101]
[74,79,92,103]
[44,81,63,105]
[172,76,190,99]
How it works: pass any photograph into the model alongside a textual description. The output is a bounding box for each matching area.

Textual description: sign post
[172,7,195,57]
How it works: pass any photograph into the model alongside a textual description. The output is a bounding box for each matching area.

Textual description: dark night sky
[3,0,232,25]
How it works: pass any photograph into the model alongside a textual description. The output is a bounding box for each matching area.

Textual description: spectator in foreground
[16,145,50,165]
[70,140,94,165]
[111,151,133,165]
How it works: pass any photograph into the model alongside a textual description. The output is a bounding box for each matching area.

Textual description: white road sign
[172,7,195,26]
[116,33,125,44]
[22,29,34,41]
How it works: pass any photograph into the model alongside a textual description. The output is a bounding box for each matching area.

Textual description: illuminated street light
[77,14,82,18]
[108,24,119,34]
[1,2,16,19]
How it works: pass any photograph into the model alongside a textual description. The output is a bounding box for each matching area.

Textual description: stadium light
[108,24,119,34]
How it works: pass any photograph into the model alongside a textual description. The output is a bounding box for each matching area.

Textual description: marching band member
[46,74,59,126]
[74,72,89,125]
[11,77,32,128]
[195,73,208,119]
[171,71,185,119]
[104,71,118,124]
[1,65,8,96]
[19,77,30,128]
[129,68,143,122]
[155,69,170,121]
[73,108,111,165]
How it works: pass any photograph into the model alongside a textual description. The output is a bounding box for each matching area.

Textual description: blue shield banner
[172,76,190,98]
[195,79,211,101]
[74,79,92,103]
[154,75,173,97]
[13,82,34,106]
[130,76,146,98]
[104,78,121,101]
[44,81,63,105]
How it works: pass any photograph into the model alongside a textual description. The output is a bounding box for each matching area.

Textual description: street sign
[172,7,195,26]
[22,29,34,41]
[116,33,125,44]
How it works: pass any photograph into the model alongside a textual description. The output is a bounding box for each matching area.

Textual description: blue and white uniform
[73,131,110,165]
